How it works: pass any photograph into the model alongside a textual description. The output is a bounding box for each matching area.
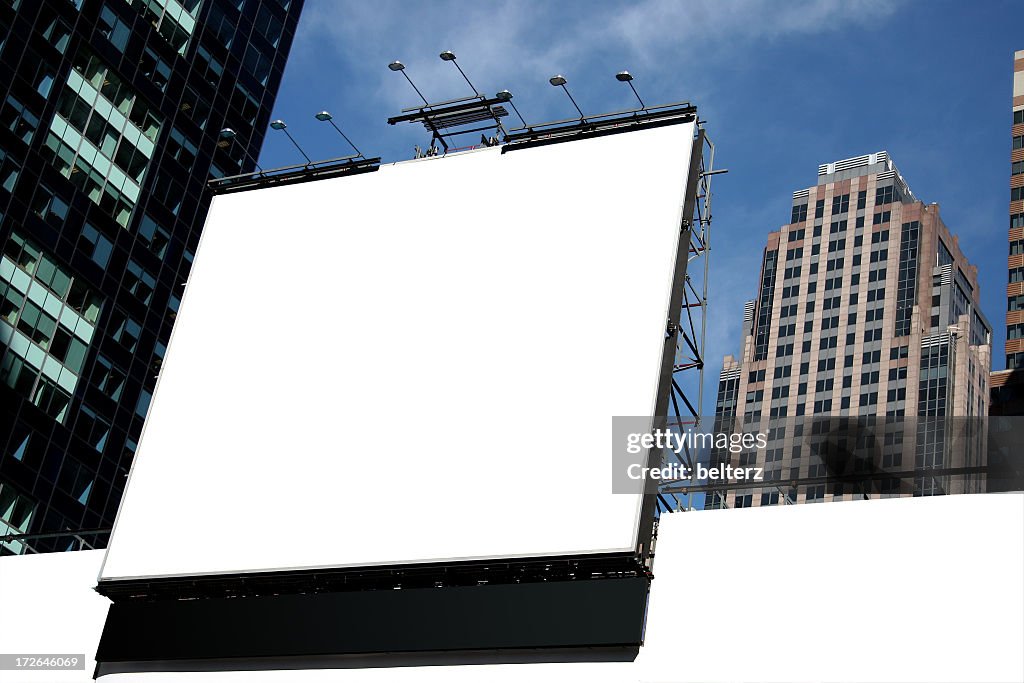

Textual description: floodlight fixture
[216,127,263,172]
[388,59,429,105]
[269,119,312,165]
[439,49,480,97]
[313,110,364,159]
[217,127,236,148]
[616,70,646,110]
[495,89,527,128]
[548,74,585,121]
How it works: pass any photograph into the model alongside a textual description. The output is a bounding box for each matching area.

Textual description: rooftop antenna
[269,120,313,166]
[495,90,527,128]
[615,70,646,110]
[314,111,364,159]
[388,60,429,106]
[438,50,480,97]
[548,74,585,122]
[217,128,264,173]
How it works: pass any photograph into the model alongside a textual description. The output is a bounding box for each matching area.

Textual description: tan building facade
[708,152,991,508]
[991,49,1024,413]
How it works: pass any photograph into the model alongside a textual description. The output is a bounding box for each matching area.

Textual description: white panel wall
[4,495,1021,682]
[99,124,695,581]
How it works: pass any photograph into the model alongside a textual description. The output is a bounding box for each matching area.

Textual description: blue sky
[258,0,1023,410]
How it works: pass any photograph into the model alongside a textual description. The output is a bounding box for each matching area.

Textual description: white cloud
[296,0,903,117]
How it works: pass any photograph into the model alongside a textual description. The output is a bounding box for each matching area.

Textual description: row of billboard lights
[217,109,363,172]
[218,50,652,170]
[389,50,648,125]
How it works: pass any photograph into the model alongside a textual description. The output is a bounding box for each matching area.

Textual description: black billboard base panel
[94,576,650,676]
[95,647,641,677]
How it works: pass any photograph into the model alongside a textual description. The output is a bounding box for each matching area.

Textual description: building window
[0,148,20,193]
[112,315,142,352]
[243,44,272,86]
[137,214,170,259]
[0,481,36,554]
[875,185,895,205]
[35,65,55,98]
[97,4,130,52]
[255,4,284,47]
[166,127,198,171]
[78,223,113,269]
[1,233,102,424]
[195,45,224,88]
[791,204,807,224]
[753,249,778,361]
[1,95,40,145]
[75,405,111,452]
[32,186,69,224]
[91,355,125,401]
[139,47,172,90]
[894,222,919,336]
[179,86,210,128]
[43,50,163,227]
[831,193,849,215]
[135,388,152,419]
[42,16,72,53]
[126,0,200,55]
[124,260,155,304]
[205,1,236,47]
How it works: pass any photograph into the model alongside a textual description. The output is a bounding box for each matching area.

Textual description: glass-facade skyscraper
[0,0,304,553]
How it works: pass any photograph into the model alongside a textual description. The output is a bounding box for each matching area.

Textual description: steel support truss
[658,129,718,514]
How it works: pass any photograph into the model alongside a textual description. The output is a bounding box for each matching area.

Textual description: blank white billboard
[99,122,695,582]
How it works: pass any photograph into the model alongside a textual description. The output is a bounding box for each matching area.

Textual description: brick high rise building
[707,152,992,509]
[991,49,1024,414]
[0,0,304,553]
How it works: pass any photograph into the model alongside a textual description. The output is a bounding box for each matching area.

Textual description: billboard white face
[99,122,696,581]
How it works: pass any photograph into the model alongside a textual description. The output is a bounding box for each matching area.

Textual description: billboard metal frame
[94,109,708,672]
[96,109,704,601]
[658,130,718,513]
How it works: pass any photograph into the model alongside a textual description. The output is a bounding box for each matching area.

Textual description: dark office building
[0,0,303,553]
